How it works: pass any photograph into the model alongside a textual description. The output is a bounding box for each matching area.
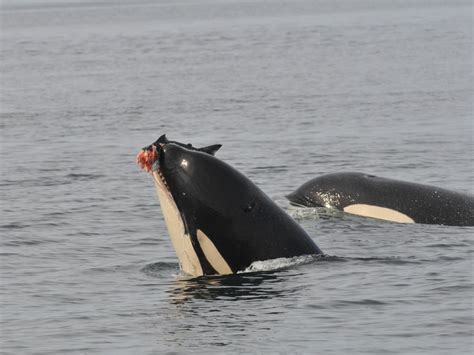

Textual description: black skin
[143,134,221,156]
[286,172,474,226]
[155,139,322,275]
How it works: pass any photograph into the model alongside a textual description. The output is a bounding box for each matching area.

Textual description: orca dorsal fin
[198,144,222,156]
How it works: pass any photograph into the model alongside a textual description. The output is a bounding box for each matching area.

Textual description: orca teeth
[157,169,169,189]
[137,143,170,190]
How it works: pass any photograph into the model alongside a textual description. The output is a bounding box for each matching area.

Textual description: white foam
[286,205,343,220]
[239,254,317,273]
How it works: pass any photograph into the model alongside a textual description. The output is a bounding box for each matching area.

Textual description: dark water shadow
[167,270,292,304]
[164,254,341,304]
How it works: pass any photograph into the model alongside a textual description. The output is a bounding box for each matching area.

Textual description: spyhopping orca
[137,135,322,276]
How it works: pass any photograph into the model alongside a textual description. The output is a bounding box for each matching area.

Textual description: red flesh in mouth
[136,145,158,173]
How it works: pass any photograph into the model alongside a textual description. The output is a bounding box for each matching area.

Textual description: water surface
[1,0,473,353]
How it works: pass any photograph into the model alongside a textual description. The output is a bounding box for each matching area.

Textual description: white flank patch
[197,229,233,275]
[343,204,414,223]
[152,172,203,277]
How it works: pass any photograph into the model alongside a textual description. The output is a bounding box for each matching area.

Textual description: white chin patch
[152,172,203,277]
[343,204,415,223]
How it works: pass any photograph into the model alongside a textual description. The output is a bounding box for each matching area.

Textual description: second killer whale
[286,172,474,226]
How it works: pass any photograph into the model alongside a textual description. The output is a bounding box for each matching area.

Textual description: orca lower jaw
[136,142,171,190]
[154,167,170,190]
[152,169,170,195]
[152,171,207,277]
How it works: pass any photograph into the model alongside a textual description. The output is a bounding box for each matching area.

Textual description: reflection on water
[151,253,425,305]
[163,254,346,304]
[168,271,292,304]
[153,271,298,351]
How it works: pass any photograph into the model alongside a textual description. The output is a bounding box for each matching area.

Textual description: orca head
[138,135,244,276]
[286,173,364,209]
[286,174,337,208]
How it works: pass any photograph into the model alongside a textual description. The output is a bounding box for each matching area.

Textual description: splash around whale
[137,135,322,277]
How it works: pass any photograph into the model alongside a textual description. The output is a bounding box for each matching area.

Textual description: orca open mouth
[136,144,158,173]
[136,138,170,190]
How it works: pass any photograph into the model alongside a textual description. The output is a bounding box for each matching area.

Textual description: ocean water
[1,0,473,353]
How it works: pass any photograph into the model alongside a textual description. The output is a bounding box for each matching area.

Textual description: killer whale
[286,172,474,226]
[137,135,322,276]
